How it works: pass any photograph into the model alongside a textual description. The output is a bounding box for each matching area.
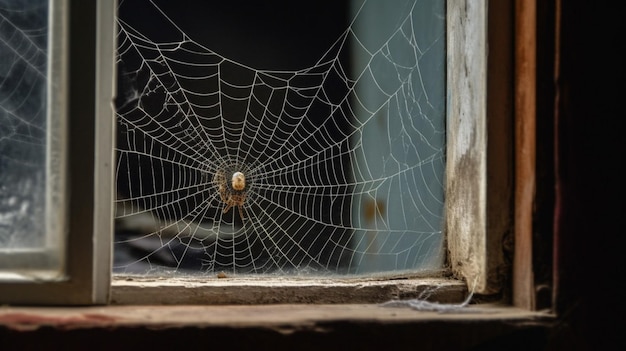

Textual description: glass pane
[0,0,64,277]
[114,0,445,276]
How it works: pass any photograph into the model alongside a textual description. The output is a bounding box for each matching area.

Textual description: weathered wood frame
[446,0,514,296]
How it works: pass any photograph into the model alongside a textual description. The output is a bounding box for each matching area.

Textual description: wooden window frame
[0,0,545,311]
[110,0,521,305]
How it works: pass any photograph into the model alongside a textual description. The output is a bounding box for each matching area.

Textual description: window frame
[445,0,513,296]
[0,0,116,305]
[110,0,514,303]
[0,0,529,307]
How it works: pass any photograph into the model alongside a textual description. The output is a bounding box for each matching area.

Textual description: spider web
[114,0,446,276]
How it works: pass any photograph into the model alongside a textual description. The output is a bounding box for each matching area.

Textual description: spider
[213,170,247,220]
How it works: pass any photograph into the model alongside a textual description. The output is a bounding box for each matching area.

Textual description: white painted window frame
[0,0,116,305]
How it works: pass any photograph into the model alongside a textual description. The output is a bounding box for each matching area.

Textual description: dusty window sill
[1,293,555,350]
[110,275,468,305]
[1,275,555,347]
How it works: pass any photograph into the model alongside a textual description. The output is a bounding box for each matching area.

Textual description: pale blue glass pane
[350,0,445,273]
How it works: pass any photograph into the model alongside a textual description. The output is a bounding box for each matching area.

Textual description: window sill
[1,302,554,351]
[110,275,468,305]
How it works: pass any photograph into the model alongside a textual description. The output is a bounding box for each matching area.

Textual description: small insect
[214,170,247,220]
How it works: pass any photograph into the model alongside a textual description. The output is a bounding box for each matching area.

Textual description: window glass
[114,0,445,276]
[0,0,64,276]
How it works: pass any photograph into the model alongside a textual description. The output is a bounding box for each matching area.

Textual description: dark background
[119,0,349,70]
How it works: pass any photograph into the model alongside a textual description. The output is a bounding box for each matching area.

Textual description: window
[0,0,512,305]
[0,0,115,304]
[114,0,448,278]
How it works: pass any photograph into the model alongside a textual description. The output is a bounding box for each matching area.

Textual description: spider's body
[214,170,247,219]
